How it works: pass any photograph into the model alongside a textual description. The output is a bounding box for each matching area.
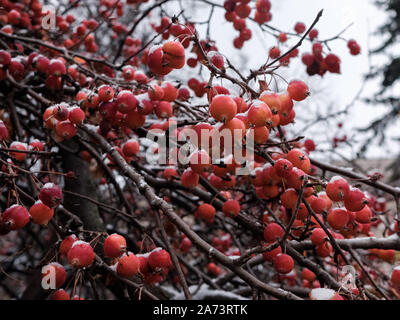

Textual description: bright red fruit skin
[2,205,30,230]
[116,253,140,277]
[148,249,172,269]
[39,183,63,208]
[104,234,127,258]
[67,241,95,268]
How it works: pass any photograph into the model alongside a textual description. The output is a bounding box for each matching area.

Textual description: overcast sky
[167,0,395,161]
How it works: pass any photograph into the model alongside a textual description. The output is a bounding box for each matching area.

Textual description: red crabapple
[344,187,368,212]
[286,167,306,190]
[325,54,341,74]
[189,149,212,173]
[262,245,282,262]
[68,107,85,124]
[162,41,186,69]
[326,176,350,202]
[278,32,287,43]
[163,167,178,180]
[348,39,361,55]
[391,266,400,288]
[309,29,319,40]
[263,223,284,242]
[55,120,77,139]
[155,101,173,118]
[115,91,138,114]
[53,103,69,121]
[51,289,70,300]
[316,242,332,257]
[269,47,281,59]
[247,101,272,127]
[274,158,293,179]
[41,262,66,288]
[222,199,240,217]
[148,85,164,101]
[301,268,316,282]
[29,140,44,151]
[161,82,178,101]
[122,66,135,81]
[9,141,28,161]
[250,126,270,144]
[256,0,271,13]
[0,50,11,66]
[209,52,225,69]
[59,235,78,255]
[259,91,282,114]
[280,188,298,209]
[197,203,216,221]
[179,236,192,253]
[0,120,8,140]
[304,139,316,151]
[124,110,146,129]
[181,168,200,188]
[327,208,349,230]
[310,228,326,245]
[235,3,251,18]
[34,55,50,73]
[309,195,327,214]
[122,139,140,157]
[355,205,372,224]
[48,59,66,77]
[98,85,114,102]
[294,22,306,34]
[147,45,173,76]
[177,87,190,101]
[8,10,21,25]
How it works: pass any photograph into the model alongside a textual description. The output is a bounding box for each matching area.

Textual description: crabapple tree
[0,0,398,301]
